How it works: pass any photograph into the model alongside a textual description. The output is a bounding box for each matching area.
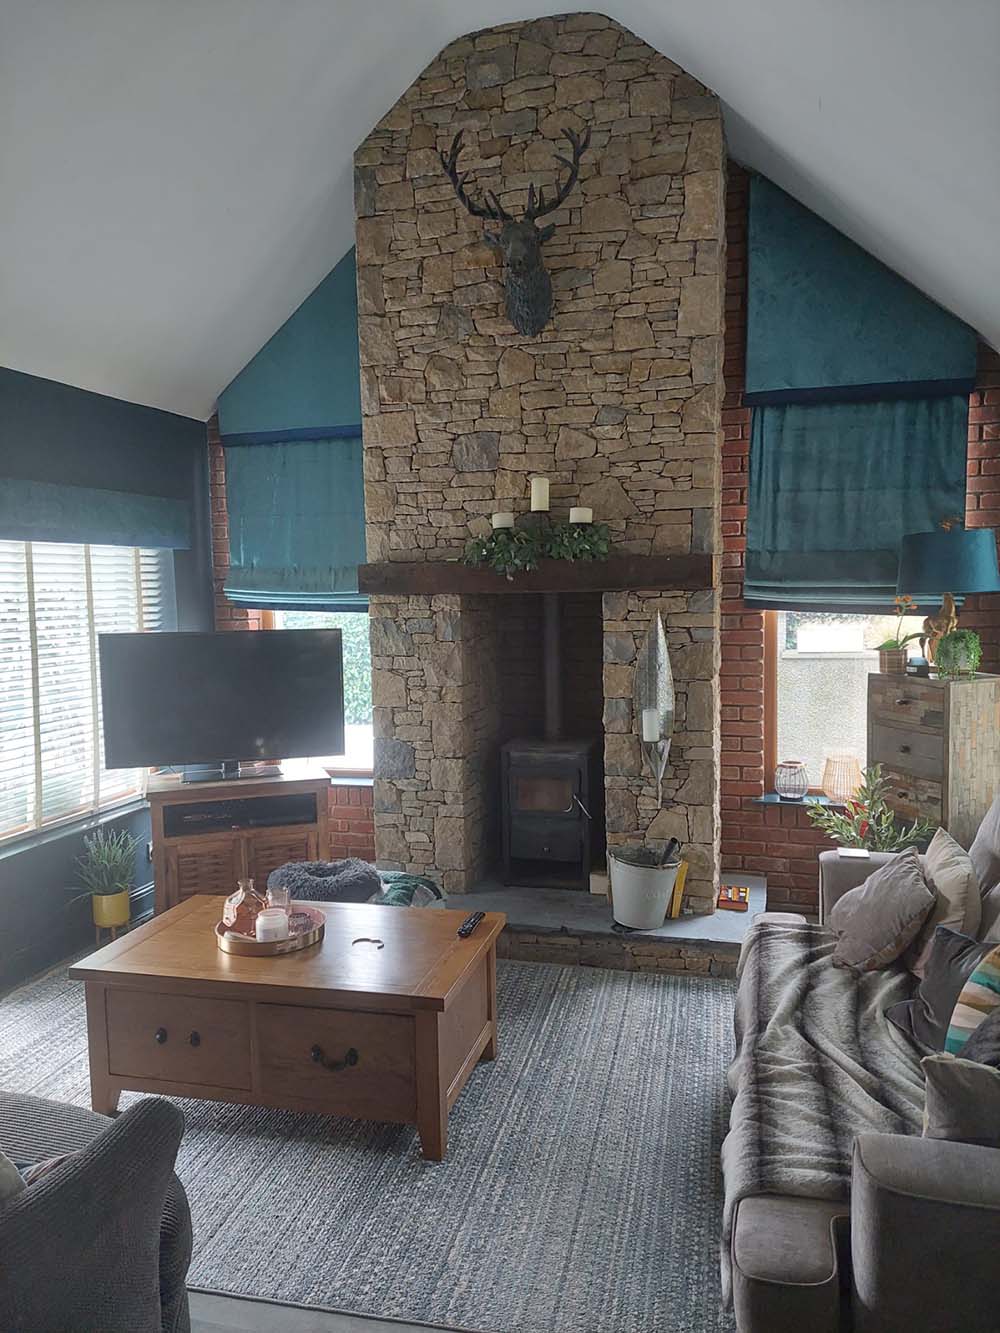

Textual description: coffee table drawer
[257,1004,416,1121]
[106,989,252,1090]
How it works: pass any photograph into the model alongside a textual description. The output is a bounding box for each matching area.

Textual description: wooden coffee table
[70,897,505,1160]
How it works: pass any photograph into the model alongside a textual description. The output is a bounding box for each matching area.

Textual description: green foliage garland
[806,764,936,851]
[463,520,611,580]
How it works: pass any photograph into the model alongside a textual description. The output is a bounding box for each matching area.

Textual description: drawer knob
[896,789,911,800]
[899,744,911,754]
[154,1027,168,1045]
[310,1044,359,1073]
[189,1031,201,1048]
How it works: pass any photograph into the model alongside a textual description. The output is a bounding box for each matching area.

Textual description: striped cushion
[945,943,1000,1053]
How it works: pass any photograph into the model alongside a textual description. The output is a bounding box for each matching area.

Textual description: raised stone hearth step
[358,554,716,597]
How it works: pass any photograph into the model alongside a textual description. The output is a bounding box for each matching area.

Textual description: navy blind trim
[220,425,363,446]
[744,378,976,407]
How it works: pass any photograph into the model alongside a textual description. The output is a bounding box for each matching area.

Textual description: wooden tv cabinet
[148,769,332,914]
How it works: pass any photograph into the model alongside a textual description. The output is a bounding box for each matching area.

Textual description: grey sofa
[726,843,1000,1333]
[0,1091,192,1332]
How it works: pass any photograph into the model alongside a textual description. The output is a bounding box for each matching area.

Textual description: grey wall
[0,366,213,990]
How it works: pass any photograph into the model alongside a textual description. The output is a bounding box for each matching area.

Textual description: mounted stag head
[439,126,592,337]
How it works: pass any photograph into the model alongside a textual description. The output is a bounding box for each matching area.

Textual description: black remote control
[457,911,485,938]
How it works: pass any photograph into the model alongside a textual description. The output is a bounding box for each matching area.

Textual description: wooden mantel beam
[358,553,715,597]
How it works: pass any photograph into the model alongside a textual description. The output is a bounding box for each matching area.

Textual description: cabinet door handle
[310,1045,359,1072]
[154,1027,168,1045]
[189,1031,201,1047]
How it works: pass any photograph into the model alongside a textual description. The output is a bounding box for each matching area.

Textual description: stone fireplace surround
[356,12,725,914]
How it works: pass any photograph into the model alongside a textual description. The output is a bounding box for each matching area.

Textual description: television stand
[182,761,283,783]
[148,768,332,913]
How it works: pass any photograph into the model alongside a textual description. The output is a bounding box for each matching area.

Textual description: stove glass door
[511,772,577,815]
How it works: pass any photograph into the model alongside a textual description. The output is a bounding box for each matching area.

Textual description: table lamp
[897,523,1000,662]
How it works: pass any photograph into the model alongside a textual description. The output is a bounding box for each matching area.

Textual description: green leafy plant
[463,519,611,579]
[75,828,138,896]
[806,764,936,851]
[934,628,982,679]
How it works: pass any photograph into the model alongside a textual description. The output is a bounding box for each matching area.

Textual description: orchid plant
[876,594,923,652]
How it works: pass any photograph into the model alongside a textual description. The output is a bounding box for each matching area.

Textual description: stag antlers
[439,126,592,225]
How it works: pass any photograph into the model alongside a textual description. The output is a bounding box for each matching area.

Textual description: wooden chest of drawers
[867,672,1000,847]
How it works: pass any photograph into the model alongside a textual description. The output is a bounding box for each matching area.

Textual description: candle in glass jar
[569,506,593,524]
[641,707,660,743]
[530,477,550,512]
[491,512,515,529]
[255,908,290,942]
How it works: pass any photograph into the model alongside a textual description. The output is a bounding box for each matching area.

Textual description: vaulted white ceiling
[2,0,997,420]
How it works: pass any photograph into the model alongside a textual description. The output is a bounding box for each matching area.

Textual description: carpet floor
[0,960,736,1333]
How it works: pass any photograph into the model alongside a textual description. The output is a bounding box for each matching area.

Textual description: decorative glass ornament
[821,754,863,804]
[774,760,809,800]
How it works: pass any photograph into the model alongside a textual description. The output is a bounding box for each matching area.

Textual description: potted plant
[876,594,923,673]
[76,827,138,931]
[806,764,935,850]
[934,628,982,679]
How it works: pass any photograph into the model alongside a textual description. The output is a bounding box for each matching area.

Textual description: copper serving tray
[215,906,325,956]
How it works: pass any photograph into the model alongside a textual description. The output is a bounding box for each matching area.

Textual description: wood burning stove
[500,593,603,889]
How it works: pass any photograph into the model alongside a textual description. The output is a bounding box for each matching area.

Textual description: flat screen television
[99,630,344,777]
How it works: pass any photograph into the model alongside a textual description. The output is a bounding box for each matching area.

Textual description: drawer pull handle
[154,1027,168,1045]
[310,1044,359,1073]
[899,744,911,754]
[896,789,911,800]
[895,698,912,706]
[189,1031,201,1048]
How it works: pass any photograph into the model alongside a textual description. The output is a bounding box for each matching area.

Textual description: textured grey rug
[0,960,736,1333]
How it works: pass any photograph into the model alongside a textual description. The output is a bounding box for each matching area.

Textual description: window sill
[753,792,846,809]
[0,797,149,862]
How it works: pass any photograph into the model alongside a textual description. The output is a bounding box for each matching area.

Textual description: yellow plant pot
[92,889,130,929]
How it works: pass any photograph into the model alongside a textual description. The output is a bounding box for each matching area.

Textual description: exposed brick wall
[961,346,1000,672]
[208,415,263,633]
[719,167,1000,915]
[328,783,376,860]
[208,413,376,860]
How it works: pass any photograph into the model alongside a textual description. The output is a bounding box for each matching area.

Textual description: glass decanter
[222,877,267,936]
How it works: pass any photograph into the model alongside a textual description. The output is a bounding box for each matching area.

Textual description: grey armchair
[0,1092,191,1333]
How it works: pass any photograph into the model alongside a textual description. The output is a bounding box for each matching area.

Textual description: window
[268,609,373,774]
[765,609,924,790]
[0,542,173,841]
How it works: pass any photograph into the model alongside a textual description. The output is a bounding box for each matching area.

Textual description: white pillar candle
[641,707,660,743]
[569,506,593,524]
[530,476,550,511]
[491,512,515,529]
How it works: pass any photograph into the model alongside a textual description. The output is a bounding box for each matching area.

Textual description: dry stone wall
[357,13,725,907]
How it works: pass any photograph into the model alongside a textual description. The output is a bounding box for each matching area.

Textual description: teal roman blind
[745,397,969,610]
[0,479,191,548]
[222,437,367,611]
[744,176,976,610]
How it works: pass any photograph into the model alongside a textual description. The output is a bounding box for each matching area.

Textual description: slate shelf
[753,793,845,809]
[358,553,715,597]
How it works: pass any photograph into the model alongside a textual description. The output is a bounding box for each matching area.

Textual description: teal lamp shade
[897,528,1000,597]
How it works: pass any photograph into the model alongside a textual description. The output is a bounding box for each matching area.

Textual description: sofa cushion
[945,942,1000,1052]
[969,792,1000,897]
[981,884,1000,941]
[960,1004,1000,1067]
[828,848,934,972]
[886,927,996,1052]
[922,1053,1000,1148]
[905,828,981,976]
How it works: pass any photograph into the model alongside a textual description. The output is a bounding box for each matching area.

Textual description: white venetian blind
[0,540,173,841]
